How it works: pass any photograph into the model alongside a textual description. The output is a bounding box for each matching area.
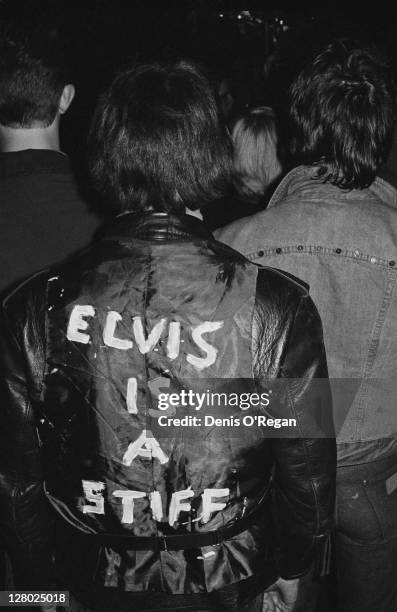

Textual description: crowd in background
[1,3,397,612]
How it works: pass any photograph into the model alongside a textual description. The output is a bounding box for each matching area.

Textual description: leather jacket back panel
[0,213,335,599]
[41,234,276,592]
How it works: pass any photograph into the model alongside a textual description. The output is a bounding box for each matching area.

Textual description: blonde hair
[232,106,282,200]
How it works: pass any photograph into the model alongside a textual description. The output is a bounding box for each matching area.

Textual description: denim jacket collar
[268,165,397,210]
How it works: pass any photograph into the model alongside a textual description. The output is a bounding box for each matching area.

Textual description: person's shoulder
[0,269,51,341]
[2,269,50,307]
[215,169,314,247]
[214,195,307,256]
[257,266,309,294]
[215,208,269,247]
[370,176,397,211]
[252,266,315,352]
[254,266,309,311]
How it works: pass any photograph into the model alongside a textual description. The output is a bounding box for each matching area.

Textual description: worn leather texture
[0,212,335,605]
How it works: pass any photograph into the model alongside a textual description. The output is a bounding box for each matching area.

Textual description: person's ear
[59,84,75,115]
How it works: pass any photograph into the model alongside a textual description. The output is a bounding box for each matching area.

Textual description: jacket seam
[352,272,397,440]
[244,245,397,270]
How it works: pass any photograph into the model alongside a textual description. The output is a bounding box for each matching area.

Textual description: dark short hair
[290,39,395,189]
[88,61,233,213]
[0,24,69,128]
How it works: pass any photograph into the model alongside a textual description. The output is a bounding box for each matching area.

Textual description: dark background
[1,4,396,608]
[1,1,397,162]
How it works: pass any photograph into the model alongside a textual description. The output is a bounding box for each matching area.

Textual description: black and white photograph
[0,2,396,611]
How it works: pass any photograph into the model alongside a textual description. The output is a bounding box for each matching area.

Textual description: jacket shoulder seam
[256,266,309,295]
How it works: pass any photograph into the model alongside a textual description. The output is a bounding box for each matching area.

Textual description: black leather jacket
[0,213,335,610]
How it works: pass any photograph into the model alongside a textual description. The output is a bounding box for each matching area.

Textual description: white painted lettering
[113,490,146,524]
[133,317,166,354]
[187,321,224,370]
[166,321,181,359]
[103,311,133,350]
[201,488,229,524]
[149,491,163,521]
[126,377,138,414]
[67,305,95,344]
[82,480,105,515]
[169,488,194,526]
[122,430,168,466]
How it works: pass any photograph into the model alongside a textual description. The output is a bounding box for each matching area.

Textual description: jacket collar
[104,211,214,242]
[268,165,397,210]
[0,149,71,178]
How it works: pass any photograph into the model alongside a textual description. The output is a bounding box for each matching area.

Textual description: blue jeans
[335,454,397,612]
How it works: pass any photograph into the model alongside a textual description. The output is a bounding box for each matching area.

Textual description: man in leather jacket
[0,61,336,611]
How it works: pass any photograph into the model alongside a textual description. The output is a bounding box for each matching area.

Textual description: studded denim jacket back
[217,166,397,464]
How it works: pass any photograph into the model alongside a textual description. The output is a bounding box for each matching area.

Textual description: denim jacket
[217,165,397,465]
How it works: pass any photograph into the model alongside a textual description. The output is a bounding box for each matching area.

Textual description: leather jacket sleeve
[0,278,56,589]
[253,269,336,579]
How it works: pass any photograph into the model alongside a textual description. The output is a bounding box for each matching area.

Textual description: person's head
[88,60,232,214]
[0,23,75,130]
[289,38,395,190]
[232,106,282,201]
